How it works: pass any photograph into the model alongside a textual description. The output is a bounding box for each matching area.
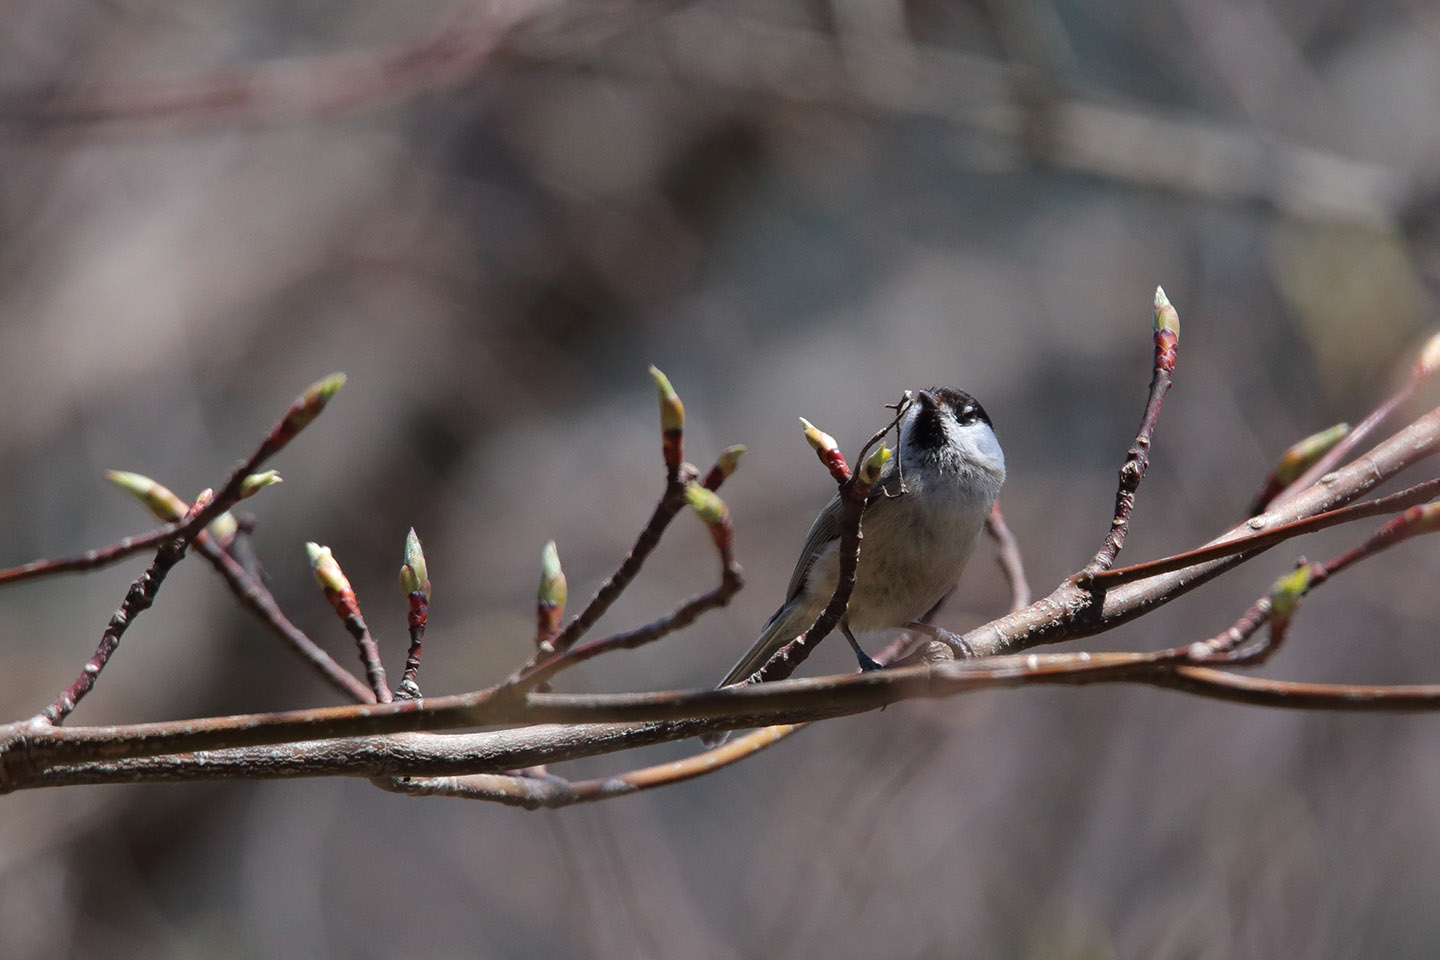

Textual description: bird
[705,387,1005,745]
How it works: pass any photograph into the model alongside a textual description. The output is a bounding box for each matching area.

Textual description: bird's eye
[956,404,976,423]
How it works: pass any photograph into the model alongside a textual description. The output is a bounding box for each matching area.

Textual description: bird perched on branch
[705,387,1004,745]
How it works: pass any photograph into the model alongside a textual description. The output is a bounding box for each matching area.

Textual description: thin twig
[509,477,691,681]
[1086,476,1440,588]
[4,10,521,131]
[0,374,345,589]
[378,724,800,809]
[0,525,199,588]
[227,514,266,583]
[343,610,390,703]
[307,544,392,703]
[514,476,745,691]
[517,550,742,691]
[37,493,211,725]
[985,499,1031,611]
[395,591,429,701]
[1085,288,1179,575]
[1270,332,1440,506]
[200,536,375,704]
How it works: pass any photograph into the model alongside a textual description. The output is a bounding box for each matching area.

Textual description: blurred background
[3,0,1440,956]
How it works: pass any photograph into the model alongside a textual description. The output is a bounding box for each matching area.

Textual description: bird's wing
[782,465,902,603]
[782,492,843,603]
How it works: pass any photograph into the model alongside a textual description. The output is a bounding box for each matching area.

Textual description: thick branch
[16,650,1440,791]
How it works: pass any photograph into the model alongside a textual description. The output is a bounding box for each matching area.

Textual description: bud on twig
[533,540,568,688]
[395,527,431,701]
[109,470,247,546]
[684,483,729,526]
[106,470,188,521]
[1263,563,1311,655]
[800,417,850,481]
[537,540,567,612]
[685,483,734,554]
[191,489,215,513]
[1268,564,1310,622]
[398,527,430,598]
[1249,423,1350,515]
[1153,286,1180,373]
[307,541,390,701]
[1275,424,1350,487]
[288,373,347,434]
[1360,501,1440,556]
[703,444,747,491]
[649,365,686,473]
[307,542,353,600]
[238,470,283,499]
[859,445,892,487]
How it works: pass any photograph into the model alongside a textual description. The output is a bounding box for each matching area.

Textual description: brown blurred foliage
[3,0,1440,956]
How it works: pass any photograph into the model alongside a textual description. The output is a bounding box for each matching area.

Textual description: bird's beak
[917,390,938,410]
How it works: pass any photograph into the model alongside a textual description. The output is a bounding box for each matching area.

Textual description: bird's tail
[701,603,810,748]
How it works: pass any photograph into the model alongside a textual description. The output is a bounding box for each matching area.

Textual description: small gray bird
[708,388,1005,737]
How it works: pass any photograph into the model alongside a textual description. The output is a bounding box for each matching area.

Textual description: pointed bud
[306,542,352,595]
[684,483,730,526]
[800,417,850,481]
[799,418,838,456]
[537,540,567,609]
[239,470,283,499]
[1154,286,1180,337]
[107,470,188,521]
[715,445,746,479]
[703,444,747,490]
[1267,564,1311,628]
[859,445,892,486]
[289,373,348,432]
[404,527,427,586]
[191,489,215,513]
[1275,423,1350,486]
[648,365,685,432]
[399,528,430,597]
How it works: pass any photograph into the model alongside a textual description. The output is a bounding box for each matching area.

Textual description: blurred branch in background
[0,1,1414,225]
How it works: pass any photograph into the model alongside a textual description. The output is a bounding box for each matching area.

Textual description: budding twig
[308,543,392,703]
[507,370,695,680]
[106,470,373,703]
[513,484,744,691]
[702,445,747,491]
[36,491,214,725]
[534,541,566,654]
[0,373,345,587]
[1248,422,1350,516]
[1272,330,1440,506]
[396,529,430,701]
[1085,475,1440,588]
[1085,286,1179,575]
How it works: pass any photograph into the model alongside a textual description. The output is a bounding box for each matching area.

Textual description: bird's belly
[834,509,982,631]
[846,539,973,630]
